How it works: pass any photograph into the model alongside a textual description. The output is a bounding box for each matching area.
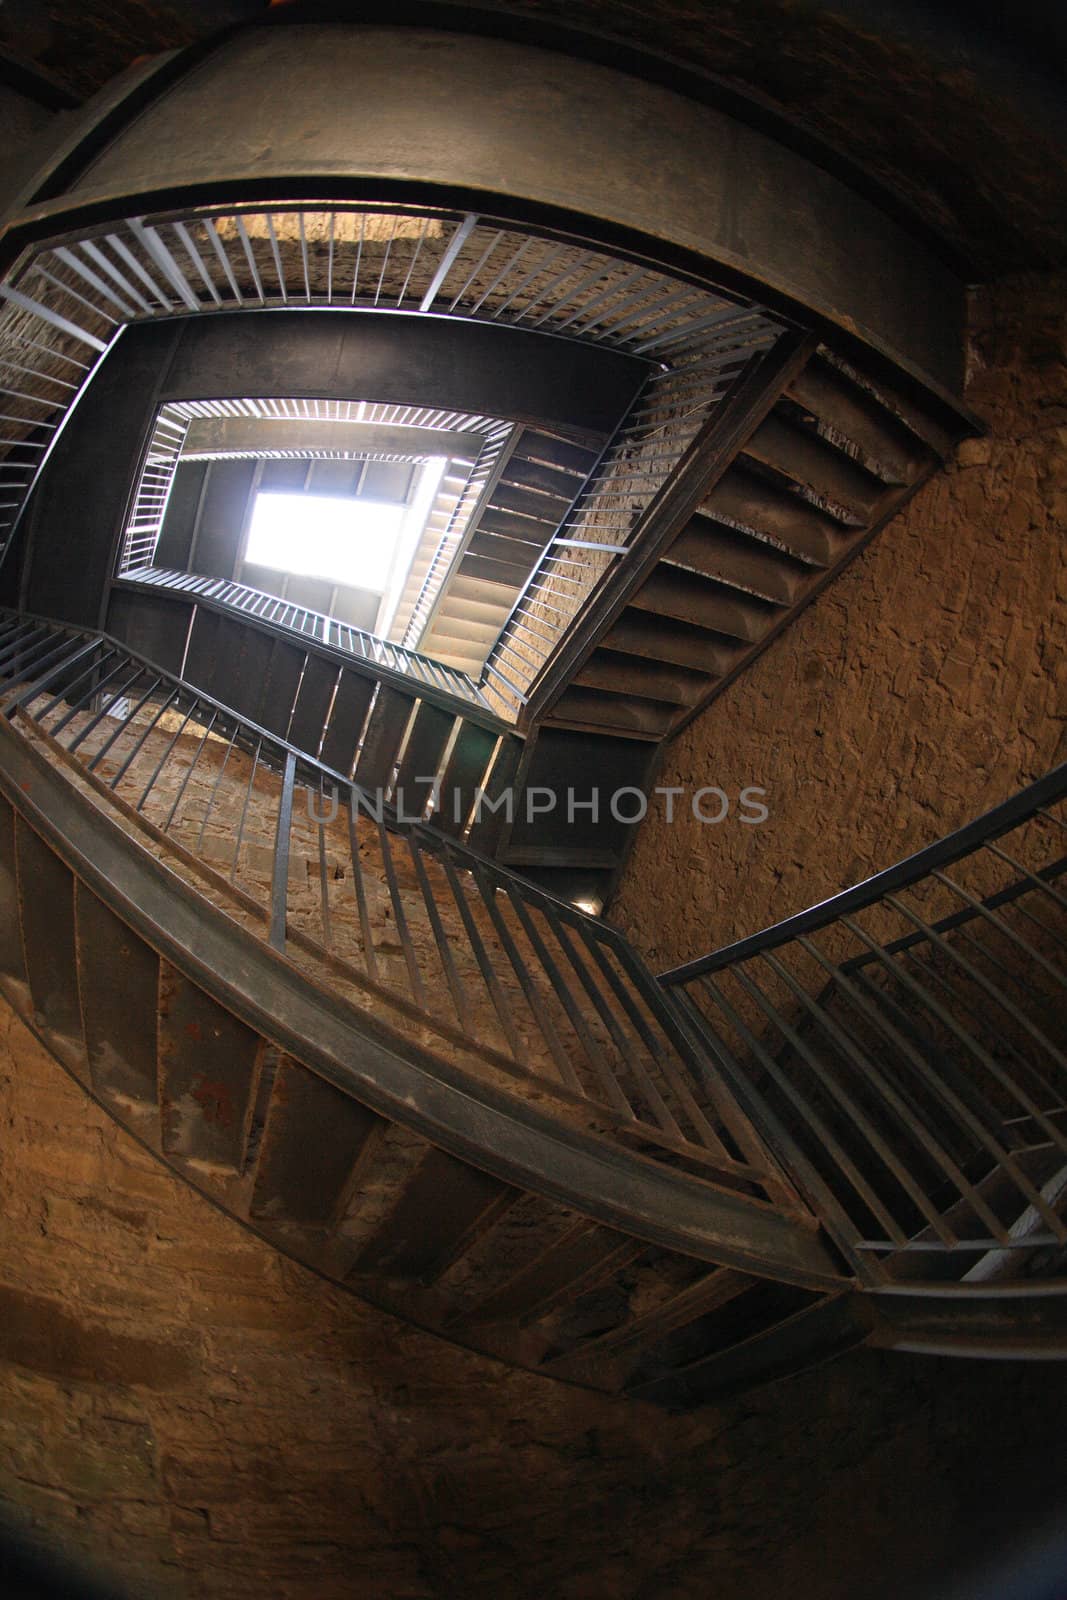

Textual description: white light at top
[245,490,406,592]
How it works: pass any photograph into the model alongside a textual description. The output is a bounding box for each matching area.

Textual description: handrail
[660,764,1067,1282]
[0,608,795,1204]
[117,566,498,719]
[0,197,779,577]
[660,763,1067,983]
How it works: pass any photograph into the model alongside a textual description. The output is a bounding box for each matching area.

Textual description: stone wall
[2,995,1067,1600]
[612,272,1067,968]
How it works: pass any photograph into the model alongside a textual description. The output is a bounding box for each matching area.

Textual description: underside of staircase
[0,8,1062,1407]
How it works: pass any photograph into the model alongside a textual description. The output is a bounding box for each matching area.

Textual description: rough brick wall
[2,996,1067,1600]
[612,273,1067,968]
[1,278,1065,1600]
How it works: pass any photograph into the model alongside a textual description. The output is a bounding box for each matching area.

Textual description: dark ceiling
[2,0,1065,279]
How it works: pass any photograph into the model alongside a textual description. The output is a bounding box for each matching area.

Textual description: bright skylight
[245,491,406,592]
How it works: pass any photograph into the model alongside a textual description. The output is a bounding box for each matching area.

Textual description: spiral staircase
[0,7,1063,1408]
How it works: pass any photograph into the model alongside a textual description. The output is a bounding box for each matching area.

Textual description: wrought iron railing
[479,335,781,717]
[661,770,1067,1285]
[0,610,791,1203]
[118,566,493,710]
[0,200,780,570]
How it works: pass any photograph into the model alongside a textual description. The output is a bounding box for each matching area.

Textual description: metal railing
[119,566,494,711]
[0,610,790,1201]
[479,332,782,717]
[0,200,780,570]
[661,770,1067,1284]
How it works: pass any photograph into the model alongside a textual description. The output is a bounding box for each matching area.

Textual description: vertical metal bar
[885,895,1067,1068]
[0,284,108,353]
[841,912,1067,1156]
[196,724,237,853]
[571,921,757,1159]
[931,867,1067,982]
[419,213,478,313]
[406,837,471,1029]
[471,876,588,1085]
[739,958,946,1243]
[345,790,380,981]
[270,751,296,950]
[230,737,262,881]
[108,685,181,786]
[501,884,632,1115]
[796,935,1016,1242]
[67,664,145,753]
[172,221,222,306]
[265,214,288,302]
[134,699,197,811]
[350,213,366,302]
[233,215,266,304]
[680,979,879,1263]
[542,906,683,1137]
[315,773,333,950]
[86,675,163,769]
[377,815,426,1007]
[436,847,525,1062]
[163,707,220,831]
[128,218,200,311]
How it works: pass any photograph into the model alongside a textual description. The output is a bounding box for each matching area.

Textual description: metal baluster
[269,751,296,950]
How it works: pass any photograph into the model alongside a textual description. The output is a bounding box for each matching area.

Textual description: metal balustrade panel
[0,203,783,698]
[661,769,1067,1287]
[0,609,791,1203]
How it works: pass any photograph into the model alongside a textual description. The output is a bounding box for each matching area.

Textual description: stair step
[704,464,842,565]
[353,1146,517,1284]
[456,552,529,588]
[630,567,778,642]
[425,647,486,675]
[549,684,677,737]
[491,481,572,522]
[439,575,517,614]
[666,514,805,605]
[602,610,742,675]
[544,1265,753,1380]
[787,358,930,483]
[743,410,887,520]
[502,456,583,500]
[512,434,600,476]
[477,506,556,545]
[624,1279,816,1397]
[16,816,84,1058]
[158,967,262,1169]
[76,885,159,1106]
[250,1058,382,1226]
[426,612,507,646]
[573,649,713,706]
[467,529,546,565]
[466,1222,642,1325]
[887,1147,1067,1284]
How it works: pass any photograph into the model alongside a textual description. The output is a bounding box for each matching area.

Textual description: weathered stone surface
[2,993,1067,1600]
[613,273,1067,969]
